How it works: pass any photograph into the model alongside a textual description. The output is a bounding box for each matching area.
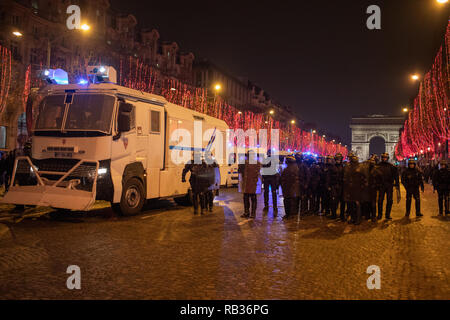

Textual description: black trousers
[347,201,361,223]
[244,193,257,215]
[263,176,278,208]
[206,190,214,209]
[298,188,308,213]
[378,186,393,218]
[437,190,449,215]
[193,192,207,211]
[308,187,320,213]
[330,186,345,218]
[284,197,299,217]
[406,189,421,216]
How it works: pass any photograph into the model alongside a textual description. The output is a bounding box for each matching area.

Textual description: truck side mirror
[118,102,133,133]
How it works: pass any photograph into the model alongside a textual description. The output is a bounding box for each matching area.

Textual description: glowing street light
[269,110,275,115]
[312,130,316,134]
[214,84,222,92]
[411,74,420,81]
[12,31,23,37]
[80,23,91,31]
[403,107,409,113]
[436,0,448,4]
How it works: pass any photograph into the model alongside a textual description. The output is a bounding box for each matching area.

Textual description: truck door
[146,106,164,199]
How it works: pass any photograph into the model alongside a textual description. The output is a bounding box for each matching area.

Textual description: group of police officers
[181,150,449,221]
[266,152,449,224]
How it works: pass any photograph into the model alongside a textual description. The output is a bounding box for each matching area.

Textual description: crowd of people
[236,151,449,223]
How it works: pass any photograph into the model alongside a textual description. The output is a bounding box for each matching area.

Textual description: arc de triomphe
[350,115,404,161]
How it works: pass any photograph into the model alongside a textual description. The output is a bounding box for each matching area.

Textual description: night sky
[110,0,450,145]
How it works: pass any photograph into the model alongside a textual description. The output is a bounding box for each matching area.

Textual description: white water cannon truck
[1,66,230,216]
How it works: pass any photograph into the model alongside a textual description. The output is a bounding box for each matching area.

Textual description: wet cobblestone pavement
[0,185,448,300]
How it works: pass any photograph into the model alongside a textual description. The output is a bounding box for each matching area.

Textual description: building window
[11,15,20,26]
[150,110,160,133]
[30,48,39,64]
[10,41,21,61]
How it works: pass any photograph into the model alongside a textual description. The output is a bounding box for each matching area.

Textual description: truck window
[35,95,65,130]
[150,110,160,133]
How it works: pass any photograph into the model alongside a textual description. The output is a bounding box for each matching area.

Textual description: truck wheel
[174,190,193,206]
[115,178,145,216]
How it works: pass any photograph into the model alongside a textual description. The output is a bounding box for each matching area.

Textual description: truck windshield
[35,94,115,134]
[65,95,115,133]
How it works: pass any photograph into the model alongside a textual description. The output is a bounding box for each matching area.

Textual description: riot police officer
[432,160,449,216]
[344,154,364,225]
[280,155,300,219]
[329,153,345,220]
[401,159,424,218]
[295,153,310,215]
[262,150,280,214]
[308,157,321,214]
[376,153,400,220]
[322,155,334,217]
[318,156,329,215]
[182,152,206,215]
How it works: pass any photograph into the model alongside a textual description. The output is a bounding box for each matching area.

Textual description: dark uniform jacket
[308,163,321,190]
[377,162,400,189]
[297,161,310,191]
[280,163,300,198]
[432,168,450,192]
[401,168,424,192]
[344,162,365,202]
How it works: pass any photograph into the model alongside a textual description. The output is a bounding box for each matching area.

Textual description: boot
[416,199,423,217]
[385,203,393,220]
[405,198,411,217]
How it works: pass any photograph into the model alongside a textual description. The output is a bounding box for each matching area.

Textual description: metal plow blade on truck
[1,157,99,211]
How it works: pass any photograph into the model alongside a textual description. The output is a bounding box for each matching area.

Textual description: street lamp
[312,130,316,134]
[269,110,275,115]
[436,0,448,4]
[214,84,222,92]
[12,31,23,37]
[81,24,91,31]
[291,120,296,125]
[46,23,91,67]
[403,107,409,113]
[411,74,420,81]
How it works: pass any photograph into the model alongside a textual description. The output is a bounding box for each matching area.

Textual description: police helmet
[286,155,296,164]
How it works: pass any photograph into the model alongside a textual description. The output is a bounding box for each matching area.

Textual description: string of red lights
[395,21,449,161]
